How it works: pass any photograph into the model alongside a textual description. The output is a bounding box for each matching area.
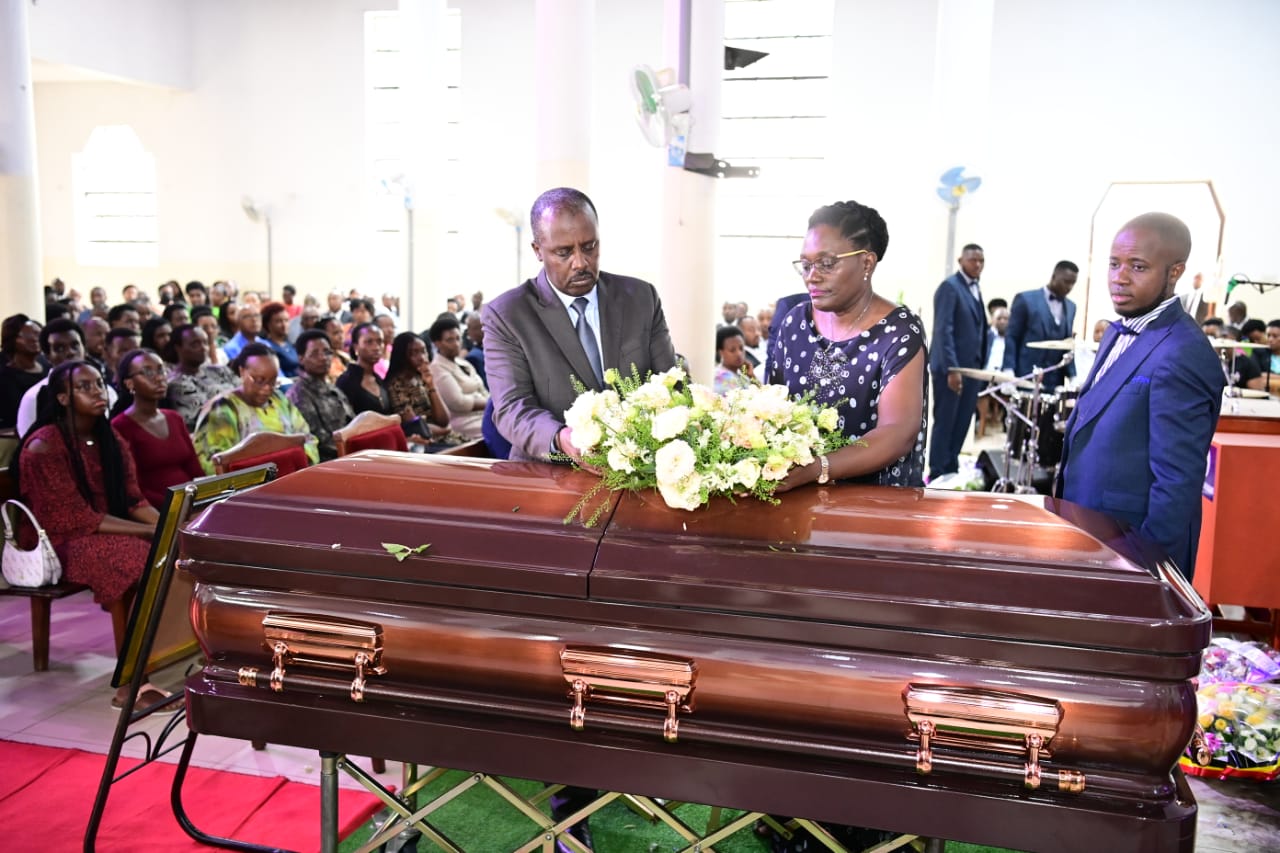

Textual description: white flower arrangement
[563,366,849,524]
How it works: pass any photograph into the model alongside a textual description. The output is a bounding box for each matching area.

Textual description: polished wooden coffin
[182,451,1209,852]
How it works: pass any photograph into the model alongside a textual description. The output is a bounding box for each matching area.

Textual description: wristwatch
[816,454,830,485]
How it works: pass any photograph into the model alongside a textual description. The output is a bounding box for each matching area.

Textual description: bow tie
[1048,293,1063,303]
[1110,320,1139,336]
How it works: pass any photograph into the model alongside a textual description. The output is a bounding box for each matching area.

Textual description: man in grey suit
[484,187,677,463]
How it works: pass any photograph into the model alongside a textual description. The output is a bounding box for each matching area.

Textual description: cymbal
[1209,338,1268,350]
[1026,338,1075,351]
[948,367,1036,389]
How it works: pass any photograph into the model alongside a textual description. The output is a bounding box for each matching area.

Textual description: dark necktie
[1110,320,1139,336]
[572,297,604,385]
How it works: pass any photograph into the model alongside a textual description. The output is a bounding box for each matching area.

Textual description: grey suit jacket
[482,270,677,462]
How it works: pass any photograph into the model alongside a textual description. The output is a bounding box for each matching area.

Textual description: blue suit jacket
[929,273,988,375]
[1002,288,1077,383]
[1057,306,1224,577]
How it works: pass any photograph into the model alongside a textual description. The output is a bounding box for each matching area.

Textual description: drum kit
[951,338,1082,495]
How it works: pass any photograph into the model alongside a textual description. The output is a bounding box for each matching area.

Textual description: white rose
[655,439,696,485]
[658,473,703,511]
[570,420,603,452]
[817,407,839,432]
[564,391,597,432]
[733,458,761,489]
[689,384,719,414]
[607,445,635,473]
[651,405,691,441]
[761,454,791,481]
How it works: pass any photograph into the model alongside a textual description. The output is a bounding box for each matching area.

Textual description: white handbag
[1,499,63,587]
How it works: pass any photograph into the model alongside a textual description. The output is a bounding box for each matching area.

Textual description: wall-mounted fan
[630,64,692,147]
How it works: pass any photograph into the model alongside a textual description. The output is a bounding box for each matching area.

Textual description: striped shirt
[1092,295,1181,385]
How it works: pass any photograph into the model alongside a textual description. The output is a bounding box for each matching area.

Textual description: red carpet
[0,739,384,851]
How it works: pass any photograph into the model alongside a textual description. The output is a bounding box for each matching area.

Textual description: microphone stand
[988,350,1074,494]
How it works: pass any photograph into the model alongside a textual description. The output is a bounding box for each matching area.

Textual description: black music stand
[83,465,279,853]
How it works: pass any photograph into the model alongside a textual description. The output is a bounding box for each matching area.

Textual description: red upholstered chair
[334,411,408,457]
[211,431,310,477]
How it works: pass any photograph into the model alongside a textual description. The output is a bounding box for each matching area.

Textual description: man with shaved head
[1056,212,1223,579]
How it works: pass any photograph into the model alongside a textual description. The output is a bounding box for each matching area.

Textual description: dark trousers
[928,371,981,480]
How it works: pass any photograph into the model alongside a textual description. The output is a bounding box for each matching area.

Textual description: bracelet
[816,454,830,485]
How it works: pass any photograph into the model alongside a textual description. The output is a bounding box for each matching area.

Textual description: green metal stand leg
[321,752,339,853]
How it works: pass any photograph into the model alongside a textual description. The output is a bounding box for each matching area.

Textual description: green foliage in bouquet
[563,365,849,525]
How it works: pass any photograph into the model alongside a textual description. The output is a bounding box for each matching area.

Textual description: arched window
[72,125,158,267]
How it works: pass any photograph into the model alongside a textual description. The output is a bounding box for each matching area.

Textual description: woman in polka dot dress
[766,200,928,488]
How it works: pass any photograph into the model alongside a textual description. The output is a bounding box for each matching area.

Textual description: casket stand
[181,451,1210,852]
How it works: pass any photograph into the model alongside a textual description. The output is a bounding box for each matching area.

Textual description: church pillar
[0,0,44,320]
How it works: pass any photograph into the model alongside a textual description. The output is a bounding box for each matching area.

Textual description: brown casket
[182,451,1209,853]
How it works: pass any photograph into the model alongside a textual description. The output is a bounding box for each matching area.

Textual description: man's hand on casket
[556,426,600,474]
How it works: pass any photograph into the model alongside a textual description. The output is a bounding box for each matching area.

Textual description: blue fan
[936,166,982,208]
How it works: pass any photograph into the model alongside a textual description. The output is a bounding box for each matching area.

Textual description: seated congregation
[0,282,494,706]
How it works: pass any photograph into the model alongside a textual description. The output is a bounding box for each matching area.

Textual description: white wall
[29,0,193,88]
[727,0,1280,329]
[26,0,1280,332]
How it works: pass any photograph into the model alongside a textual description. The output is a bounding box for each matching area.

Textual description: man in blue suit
[1056,213,1224,580]
[928,244,989,480]
[1003,260,1079,391]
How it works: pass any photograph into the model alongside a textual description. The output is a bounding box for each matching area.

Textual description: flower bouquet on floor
[562,366,848,525]
[1181,681,1280,781]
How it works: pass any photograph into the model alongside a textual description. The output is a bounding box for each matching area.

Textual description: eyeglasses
[129,366,166,380]
[72,379,107,393]
[242,374,276,388]
[792,249,869,278]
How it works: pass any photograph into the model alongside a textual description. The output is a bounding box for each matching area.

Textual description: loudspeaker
[976,449,1057,495]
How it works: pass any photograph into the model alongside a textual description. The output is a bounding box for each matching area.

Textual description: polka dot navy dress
[767,303,928,487]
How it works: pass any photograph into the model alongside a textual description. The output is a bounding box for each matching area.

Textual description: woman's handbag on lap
[1,499,62,587]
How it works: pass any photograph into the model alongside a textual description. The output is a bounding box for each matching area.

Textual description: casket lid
[591,485,1211,656]
[183,452,615,598]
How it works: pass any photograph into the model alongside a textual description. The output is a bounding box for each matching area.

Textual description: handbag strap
[2,499,42,542]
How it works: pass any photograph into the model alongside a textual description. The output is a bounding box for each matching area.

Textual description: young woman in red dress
[111,349,204,509]
[14,360,161,706]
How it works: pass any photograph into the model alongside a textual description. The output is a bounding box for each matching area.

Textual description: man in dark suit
[1057,213,1224,580]
[1002,260,1079,391]
[484,187,677,463]
[928,244,989,481]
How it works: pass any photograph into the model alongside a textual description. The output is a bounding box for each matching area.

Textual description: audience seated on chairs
[336,322,394,416]
[321,315,353,380]
[140,317,172,362]
[164,324,239,430]
[334,410,407,456]
[260,301,300,378]
[193,343,318,474]
[384,331,454,451]
[17,318,118,438]
[190,305,228,366]
[286,329,355,461]
[428,316,489,440]
[12,360,163,708]
[0,315,48,430]
[102,327,140,386]
[111,349,204,508]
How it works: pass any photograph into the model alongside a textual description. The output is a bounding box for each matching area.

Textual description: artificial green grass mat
[337,769,1026,853]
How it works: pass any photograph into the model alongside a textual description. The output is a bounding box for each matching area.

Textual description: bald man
[1056,213,1224,579]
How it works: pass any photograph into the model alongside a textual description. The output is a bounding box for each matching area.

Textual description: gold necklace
[822,289,876,341]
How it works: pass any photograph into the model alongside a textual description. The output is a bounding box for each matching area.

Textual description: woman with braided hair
[767,200,928,488]
[14,360,157,609]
